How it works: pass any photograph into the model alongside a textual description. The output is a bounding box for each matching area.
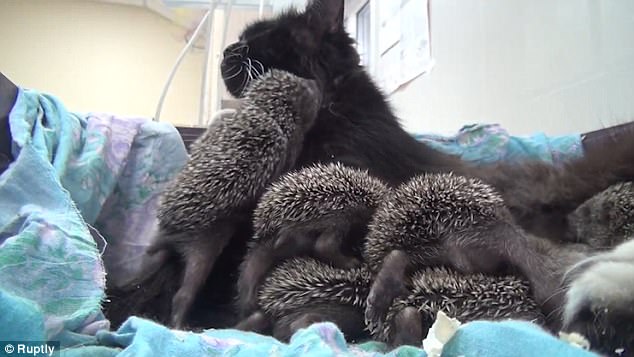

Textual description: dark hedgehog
[247,257,373,342]
[236,162,389,316]
[240,259,542,347]
[371,266,544,346]
[567,181,634,249]
[362,172,587,332]
[363,172,510,274]
[135,69,322,328]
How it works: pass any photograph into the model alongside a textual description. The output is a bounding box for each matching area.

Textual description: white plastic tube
[258,0,265,18]
[199,0,218,126]
[154,9,212,122]
[208,108,237,126]
[210,0,235,124]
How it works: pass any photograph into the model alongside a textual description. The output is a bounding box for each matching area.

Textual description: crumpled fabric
[0,89,187,348]
[415,123,583,165]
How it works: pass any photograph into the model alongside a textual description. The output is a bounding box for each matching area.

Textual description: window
[355,1,371,68]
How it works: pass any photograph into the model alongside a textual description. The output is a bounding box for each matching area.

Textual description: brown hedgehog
[362,172,509,273]
[130,69,322,328]
[567,181,634,249]
[372,267,544,346]
[236,162,389,317]
[251,257,373,342]
[363,173,514,327]
[240,259,542,347]
[362,172,588,333]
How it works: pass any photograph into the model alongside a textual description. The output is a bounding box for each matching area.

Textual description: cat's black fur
[108,0,634,352]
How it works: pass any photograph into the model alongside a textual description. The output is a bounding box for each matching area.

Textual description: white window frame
[344,0,378,76]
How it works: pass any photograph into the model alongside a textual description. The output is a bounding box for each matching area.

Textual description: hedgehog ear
[305,0,344,35]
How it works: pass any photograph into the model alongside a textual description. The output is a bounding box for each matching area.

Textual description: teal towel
[91,318,596,357]
[443,320,597,357]
[415,123,583,165]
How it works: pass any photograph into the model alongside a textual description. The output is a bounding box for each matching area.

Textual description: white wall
[387,0,634,135]
[0,0,205,126]
[4,0,633,134]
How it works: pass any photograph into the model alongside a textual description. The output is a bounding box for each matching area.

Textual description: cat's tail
[470,125,634,240]
[497,225,590,329]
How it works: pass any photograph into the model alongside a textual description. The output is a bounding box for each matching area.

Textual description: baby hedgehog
[237,162,389,316]
[363,173,519,328]
[137,69,321,328]
[567,181,634,248]
[363,172,589,333]
[241,257,373,342]
[239,259,541,347]
[371,266,544,346]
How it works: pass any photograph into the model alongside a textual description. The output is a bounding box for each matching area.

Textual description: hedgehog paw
[237,287,260,318]
[314,227,360,269]
[289,313,326,332]
[392,307,424,347]
[294,78,321,121]
[365,275,407,330]
[365,250,410,330]
[234,310,272,334]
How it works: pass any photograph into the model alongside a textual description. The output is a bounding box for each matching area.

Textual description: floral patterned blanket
[0,89,187,350]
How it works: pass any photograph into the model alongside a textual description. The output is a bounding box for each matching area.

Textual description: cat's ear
[305,0,344,35]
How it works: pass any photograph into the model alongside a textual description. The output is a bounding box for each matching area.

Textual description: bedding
[0,88,596,356]
[415,123,582,165]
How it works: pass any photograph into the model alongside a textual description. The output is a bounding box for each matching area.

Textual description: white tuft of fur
[563,240,634,326]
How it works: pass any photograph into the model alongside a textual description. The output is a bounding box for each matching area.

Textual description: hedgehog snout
[293,78,321,130]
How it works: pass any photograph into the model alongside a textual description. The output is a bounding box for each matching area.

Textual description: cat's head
[221,0,360,98]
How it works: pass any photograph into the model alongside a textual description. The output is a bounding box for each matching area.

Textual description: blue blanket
[0,89,593,357]
[415,123,583,165]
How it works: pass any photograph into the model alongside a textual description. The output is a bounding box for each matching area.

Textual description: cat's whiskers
[224,65,244,80]
[542,280,573,322]
[246,58,260,82]
[233,43,249,53]
[545,304,565,325]
[252,59,265,76]
[238,65,250,96]
[247,58,254,80]
[224,53,243,60]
